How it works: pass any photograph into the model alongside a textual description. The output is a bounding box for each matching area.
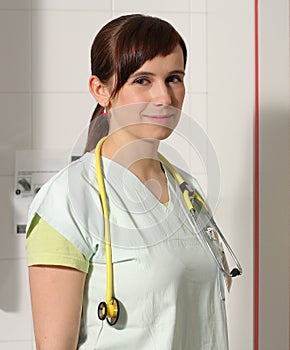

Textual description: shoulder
[31,152,97,204]
[45,152,96,190]
[26,152,103,259]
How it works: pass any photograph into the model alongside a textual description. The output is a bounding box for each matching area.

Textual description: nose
[152,82,172,106]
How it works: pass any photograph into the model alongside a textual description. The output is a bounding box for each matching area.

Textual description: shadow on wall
[0,264,21,313]
[259,105,289,348]
[259,106,288,232]
[0,185,22,313]
[0,7,32,314]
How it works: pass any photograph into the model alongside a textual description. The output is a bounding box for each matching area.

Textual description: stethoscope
[95,136,243,326]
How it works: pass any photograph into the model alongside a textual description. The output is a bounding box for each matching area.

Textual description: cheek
[179,88,186,103]
[172,87,185,106]
[114,89,147,106]
[109,103,147,132]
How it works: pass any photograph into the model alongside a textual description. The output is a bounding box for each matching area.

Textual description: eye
[133,77,151,85]
[166,75,184,84]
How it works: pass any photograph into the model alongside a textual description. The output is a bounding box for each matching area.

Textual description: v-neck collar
[84,151,185,211]
[84,151,192,248]
[100,155,174,213]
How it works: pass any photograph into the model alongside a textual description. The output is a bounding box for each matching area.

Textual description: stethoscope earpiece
[97,297,120,326]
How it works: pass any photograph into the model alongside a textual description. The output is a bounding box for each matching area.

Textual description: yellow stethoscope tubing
[157,153,208,212]
[95,137,114,308]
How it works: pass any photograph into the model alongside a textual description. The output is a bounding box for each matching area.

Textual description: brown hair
[84,14,187,152]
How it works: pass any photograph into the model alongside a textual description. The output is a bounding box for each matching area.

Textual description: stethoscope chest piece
[98,297,120,326]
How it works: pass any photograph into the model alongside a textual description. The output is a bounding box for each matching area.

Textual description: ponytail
[83,105,109,153]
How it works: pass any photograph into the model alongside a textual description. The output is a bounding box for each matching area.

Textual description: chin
[140,125,175,141]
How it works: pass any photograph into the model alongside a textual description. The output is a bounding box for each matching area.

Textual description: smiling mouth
[142,114,174,121]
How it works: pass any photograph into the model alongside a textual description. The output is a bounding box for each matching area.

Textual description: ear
[89,75,110,107]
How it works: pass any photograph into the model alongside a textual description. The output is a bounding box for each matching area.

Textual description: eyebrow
[130,70,185,78]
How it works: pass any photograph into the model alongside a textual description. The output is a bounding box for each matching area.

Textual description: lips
[142,114,174,121]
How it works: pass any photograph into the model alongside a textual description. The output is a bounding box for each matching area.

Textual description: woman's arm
[28,265,86,350]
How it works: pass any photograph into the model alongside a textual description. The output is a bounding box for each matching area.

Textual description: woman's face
[108,45,185,141]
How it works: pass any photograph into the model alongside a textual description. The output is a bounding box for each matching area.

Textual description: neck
[101,134,162,180]
[101,133,169,204]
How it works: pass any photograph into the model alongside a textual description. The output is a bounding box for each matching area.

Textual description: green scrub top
[26,152,229,349]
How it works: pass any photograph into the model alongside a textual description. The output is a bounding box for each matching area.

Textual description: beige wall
[259,0,289,349]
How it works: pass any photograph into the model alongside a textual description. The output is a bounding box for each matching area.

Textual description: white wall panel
[190,14,207,93]
[0,94,32,176]
[188,93,207,128]
[190,0,207,13]
[112,0,190,13]
[32,93,94,151]
[207,1,254,349]
[186,92,208,178]
[0,341,32,350]
[174,93,207,176]
[32,0,111,11]
[31,11,111,92]
[0,11,31,92]
[0,0,31,10]
[0,260,33,342]
[0,176,26,259]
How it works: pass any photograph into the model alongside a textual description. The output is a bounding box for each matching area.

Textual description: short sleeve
[26,153,104,261]
[26,214,89,273]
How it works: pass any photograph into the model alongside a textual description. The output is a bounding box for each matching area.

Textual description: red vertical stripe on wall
[254,0,259,349]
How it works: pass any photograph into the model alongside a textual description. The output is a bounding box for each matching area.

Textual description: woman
[26,14,229,349]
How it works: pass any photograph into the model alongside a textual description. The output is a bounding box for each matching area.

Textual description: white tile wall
[189,92,207,128]
[190,14,207,93]
[218,192,254,350]
[112,0,190,13]
[207,1,254,193]
[0,11,31,92]
[207,1,254,349]
[0,260,33,342]
[31,0,111,11]
[0,342,32,350]
[190,0,207,13]
[0,0,31,10]
[32,93,94,150]
[115,0,206,14]
[31,11,111,92]
[0,176,27,259]
[0,94,32,176]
